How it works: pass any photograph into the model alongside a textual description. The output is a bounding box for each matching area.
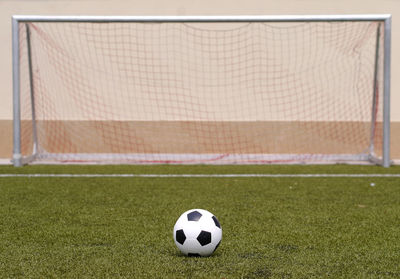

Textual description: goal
[12,15,391,166]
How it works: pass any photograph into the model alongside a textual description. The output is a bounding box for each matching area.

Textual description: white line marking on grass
[0,174,400,178]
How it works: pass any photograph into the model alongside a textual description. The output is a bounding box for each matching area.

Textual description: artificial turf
[0,165,399,278]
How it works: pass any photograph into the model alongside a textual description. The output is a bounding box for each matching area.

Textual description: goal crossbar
[12,14,391,22]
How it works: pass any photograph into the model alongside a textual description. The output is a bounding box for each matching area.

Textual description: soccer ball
[173,209,222,257]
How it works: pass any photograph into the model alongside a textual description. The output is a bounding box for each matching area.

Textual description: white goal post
[12,15,392,166]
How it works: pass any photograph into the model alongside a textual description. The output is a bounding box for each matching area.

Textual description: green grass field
[0,165,399,278]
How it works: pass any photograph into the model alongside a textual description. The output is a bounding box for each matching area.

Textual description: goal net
[12,15,391,165]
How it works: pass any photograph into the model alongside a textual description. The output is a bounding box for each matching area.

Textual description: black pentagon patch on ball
[212,216,221,228]
[197,230,212,246]
[187,210,202,221]
[213,240,221,252]
[175,229,186,245]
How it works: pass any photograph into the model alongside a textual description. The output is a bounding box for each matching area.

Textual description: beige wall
[0,0,399,160]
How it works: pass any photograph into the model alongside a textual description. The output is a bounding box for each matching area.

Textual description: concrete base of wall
[0,120,12,160]
[1,120,399,161]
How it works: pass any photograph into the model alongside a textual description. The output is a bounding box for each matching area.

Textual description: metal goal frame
[11,14,392,167]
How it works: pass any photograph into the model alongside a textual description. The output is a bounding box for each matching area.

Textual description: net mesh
[18,20,384,164]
